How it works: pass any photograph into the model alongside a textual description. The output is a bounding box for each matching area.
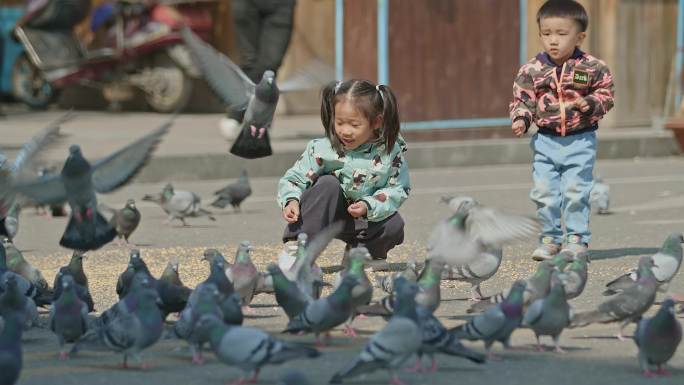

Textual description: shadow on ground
[588,247,659,261]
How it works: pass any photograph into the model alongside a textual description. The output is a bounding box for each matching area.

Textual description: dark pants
[231,0,296,83]
[283,175,405,260]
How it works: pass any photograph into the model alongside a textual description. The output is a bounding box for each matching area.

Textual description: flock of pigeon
[0,117,682,384]
[0,26,682,385]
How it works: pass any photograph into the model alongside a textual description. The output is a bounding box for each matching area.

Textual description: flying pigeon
[15,120,171,250]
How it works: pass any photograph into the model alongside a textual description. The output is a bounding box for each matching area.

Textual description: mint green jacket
[277,136,411,222]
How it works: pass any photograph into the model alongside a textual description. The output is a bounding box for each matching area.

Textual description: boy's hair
[537,0,588,32]
[320,79,400,154]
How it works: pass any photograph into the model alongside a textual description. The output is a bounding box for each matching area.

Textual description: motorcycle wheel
[11,54,58,110]
[142,52,193,113]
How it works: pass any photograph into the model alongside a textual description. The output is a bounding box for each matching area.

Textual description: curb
[134,131,681,182]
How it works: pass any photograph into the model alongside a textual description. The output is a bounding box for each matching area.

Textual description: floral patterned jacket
[510,48,614,136]
[277,136,411,222]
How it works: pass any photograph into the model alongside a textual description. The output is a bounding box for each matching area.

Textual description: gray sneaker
[532,241,561,261]
[561,235,588,254]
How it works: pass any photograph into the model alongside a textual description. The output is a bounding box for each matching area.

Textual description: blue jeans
[530,131,597,245]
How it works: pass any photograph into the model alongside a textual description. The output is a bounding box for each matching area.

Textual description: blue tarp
[0,7,25,95]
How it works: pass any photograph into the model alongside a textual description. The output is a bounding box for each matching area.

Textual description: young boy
[510,0,614,260]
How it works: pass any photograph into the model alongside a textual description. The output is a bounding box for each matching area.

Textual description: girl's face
[334,99,381,150]
[539,17,585,66]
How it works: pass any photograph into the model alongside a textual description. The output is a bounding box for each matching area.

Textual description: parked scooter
[12,0,200,112]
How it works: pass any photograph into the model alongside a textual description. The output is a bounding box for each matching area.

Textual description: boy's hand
[347,201,368,218]
[283,200,300,223]
[512,120,526,137]
[574,97,590,112]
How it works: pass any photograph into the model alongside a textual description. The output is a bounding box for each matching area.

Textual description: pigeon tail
[60,211,117,251]
[230,127,272,159]
[210,197,231,209]
[329,356,385,384]
[569,310,613,328]
[270,342,320,363]
[439,337,487,363]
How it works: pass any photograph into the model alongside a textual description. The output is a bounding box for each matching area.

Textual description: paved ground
[7,156,684,385]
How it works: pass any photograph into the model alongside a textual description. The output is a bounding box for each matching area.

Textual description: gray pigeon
[1,112,67,239]
[522,272,573,353]
[590,175,610,214]
[430,196,538,268]
[49,275,88,359]
[193,252,243,326]
[558,252,590,300]
[442,246,502,301]
[173,282,225,364]
[571,256,658,340]
[376,257,419,295]
[16,120,171,250]
[468,260,555,313]
[2,238,51,301]
[329,277,422,384]
[193,314,320,384]
[283,275,358,345]
[333,247,373,337]
[0,244,45,306]
[101,199,141,244]
[603,233,683,295]
[2,204,19,241]
[52,267,94,313]
[0,275,39,331]
[357,259,445,318]
[181,27,278,159]
[451,280,527,360]
[226,241,259,308]
[211,169,252,211]
[633,298,682,377]
[143,183,215,226]
[0,311,24,385]
[278,222,345,300]
[160,256,184,288]
[410,304,487,372]
[72,272,163,368]
[267,263,310,321]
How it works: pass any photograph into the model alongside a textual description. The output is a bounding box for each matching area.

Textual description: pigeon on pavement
[590,175,610,214]
[0,311,24,385]
[211,169,252,211]
[226,241,259,308]
[633,298,682,377]
[441,246,502,301]
[571,256,659,340]
[143,183,215,226]
[101,199,141,244]
[49,275,88,359]
[451,280,527,360]
[329,277,422,385]
[333,247,373,337]
[193,314,320,384]
[522,271,573,353]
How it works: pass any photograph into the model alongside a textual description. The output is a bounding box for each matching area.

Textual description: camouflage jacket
[509,48,614,136]
[277,136,410,222]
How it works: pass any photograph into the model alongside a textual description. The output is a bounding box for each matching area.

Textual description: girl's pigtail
[321,81,344,154]
[377,84,400,153]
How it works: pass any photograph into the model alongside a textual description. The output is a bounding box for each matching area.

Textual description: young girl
[277,79,410,267]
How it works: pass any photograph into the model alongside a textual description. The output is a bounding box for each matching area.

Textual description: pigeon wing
[92,120,171,193]
[466,206,539,247]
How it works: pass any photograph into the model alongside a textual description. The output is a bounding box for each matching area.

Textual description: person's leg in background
[253,0,296,80]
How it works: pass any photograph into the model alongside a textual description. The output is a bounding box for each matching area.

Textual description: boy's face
[539,17,586,66]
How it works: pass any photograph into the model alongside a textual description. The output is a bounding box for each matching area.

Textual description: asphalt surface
[9,156,684,385]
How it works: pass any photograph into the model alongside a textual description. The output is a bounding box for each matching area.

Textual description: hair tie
[334,81,342,94]
[376,84,385,107]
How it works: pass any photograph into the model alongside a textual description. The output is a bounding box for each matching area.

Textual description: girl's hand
[347,201,368,218]
[511,120,526,137]
[574,97,590,112]
[283,200,300,223]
